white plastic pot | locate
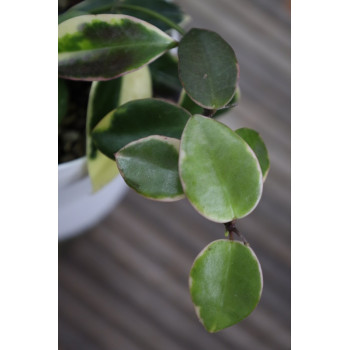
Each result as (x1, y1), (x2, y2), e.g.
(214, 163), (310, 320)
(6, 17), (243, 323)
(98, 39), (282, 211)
(58, 156), (128, 241)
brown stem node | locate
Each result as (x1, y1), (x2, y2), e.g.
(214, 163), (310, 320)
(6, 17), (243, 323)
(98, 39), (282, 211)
(223, 220), (249, 244)
(203, 108), (217, 118)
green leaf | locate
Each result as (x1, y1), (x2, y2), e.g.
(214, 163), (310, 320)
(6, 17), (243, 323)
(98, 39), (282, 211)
(190, 239), (263, 333)
(149, 52), (182, 98)
(63, 0), (189, 32)
(86, 65), (152, 192)
(117, 64), (153, 106)
(58, 14), (177, 81)
(116, 136), (184, 201)
(178, 28), (239, 109)
(179, 115), (262, 222)
(213, 86), (241, 118)
(229, 85), (241, 106)
(58, 10), (88, 24)
(58, 78), (69, 124)
(179, 86), (241, 118)
(235, 127), (270, 181)
(178, 89), (204, 115)
(113, 0), (189, 32)
(92, 98), (191, 159)
(63, 0), (116, 14)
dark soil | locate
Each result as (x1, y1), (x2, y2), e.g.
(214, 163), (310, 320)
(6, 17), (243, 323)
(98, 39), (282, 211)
(58, 80), (91, 164)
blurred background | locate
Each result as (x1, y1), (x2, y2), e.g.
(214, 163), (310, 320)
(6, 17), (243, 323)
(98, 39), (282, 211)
(58, 0), (291, 349)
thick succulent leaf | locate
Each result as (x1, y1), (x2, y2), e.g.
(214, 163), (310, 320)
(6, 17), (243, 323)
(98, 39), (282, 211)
(87, 66), (152, 192)
(149, 52), (182, 98)
(178, 28), (239, 109)
(116, 136), (184, 201)
(64, 0), (189, 31)
(190, 240), (263, 333)
(58, 14), (177, 81)
(92, 98), (191, 159)
(179, 115), (262, 222)
(58, 78), (69, 124)
(235, 127), (270, 181)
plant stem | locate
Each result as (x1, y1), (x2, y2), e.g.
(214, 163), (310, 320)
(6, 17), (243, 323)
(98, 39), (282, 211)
(234, 226), (249, 246)
(224, 220), (249, 245)
(224, 221), (235, 241)
(203, 108), (217, 118)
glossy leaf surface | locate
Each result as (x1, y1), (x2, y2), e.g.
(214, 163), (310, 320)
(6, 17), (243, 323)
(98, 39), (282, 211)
(235, 127), (270, 181)
(178, 28), (239, 109)
(58, 14), (176, 80)
(190, 240), (263, 333)
(92, 98), (190, 159)
(116, 136), (184, 200)
(87, 66), (152, 192)
(179, 115), (262, 222)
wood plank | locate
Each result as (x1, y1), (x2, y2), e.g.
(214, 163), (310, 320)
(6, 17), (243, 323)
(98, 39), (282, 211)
(60, 259), (185, 350)
(58, 317), (100, 350)
(59, 286), (140, 350)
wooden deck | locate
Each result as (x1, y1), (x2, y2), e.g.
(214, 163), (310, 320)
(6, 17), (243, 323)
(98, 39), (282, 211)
(59, 0), (291, 349)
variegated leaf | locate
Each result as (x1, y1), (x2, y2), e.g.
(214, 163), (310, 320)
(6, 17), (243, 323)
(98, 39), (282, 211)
(86, 66), (152, 192)
(92, 98), (191, 160)
(179, 115), (263, 222)
(116, 136), (184, 201)
(178, 28), (239, 109)
(190, 240), (263, 332)
(58, 14), (177, 80)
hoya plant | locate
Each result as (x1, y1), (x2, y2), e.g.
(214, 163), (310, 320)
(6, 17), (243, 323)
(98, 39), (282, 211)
(58, 0), (270, 333)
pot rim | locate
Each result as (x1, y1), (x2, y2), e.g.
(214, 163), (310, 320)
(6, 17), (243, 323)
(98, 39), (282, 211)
(58, 155), (86, 171)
